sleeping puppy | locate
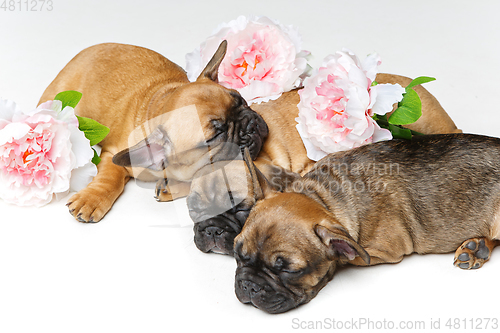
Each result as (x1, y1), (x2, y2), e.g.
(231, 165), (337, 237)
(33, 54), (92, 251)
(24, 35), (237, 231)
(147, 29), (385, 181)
(188, 89), (313, 254)
(188, 159), (296, 255)
(187, 75), (461, 254)
(38, 41), (268, 222)
(234, 135), (500, 313)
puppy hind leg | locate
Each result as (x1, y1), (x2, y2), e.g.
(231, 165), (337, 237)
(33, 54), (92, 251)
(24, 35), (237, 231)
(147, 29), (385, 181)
(67, 151), (130, 222)
(453, 238), (499, 270)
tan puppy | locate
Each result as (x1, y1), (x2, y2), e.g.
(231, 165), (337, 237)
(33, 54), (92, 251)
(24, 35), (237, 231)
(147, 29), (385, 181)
(38, 41), (268, 222)
(188, 76), (461, 254)
(234, 135), (500, 313)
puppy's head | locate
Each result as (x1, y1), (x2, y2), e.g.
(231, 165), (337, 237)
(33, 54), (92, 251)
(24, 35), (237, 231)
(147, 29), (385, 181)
(233, 152), (370, 314)
(187, 153), (302, 256)
(112, 41), (268, 180)
(187, 159), (255, 255)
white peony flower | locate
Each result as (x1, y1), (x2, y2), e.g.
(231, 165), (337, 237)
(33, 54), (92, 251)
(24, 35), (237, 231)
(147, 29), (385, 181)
(186, 15), (312, 104)
(296, 49), (405, 161)
(0, 99), (97, 206)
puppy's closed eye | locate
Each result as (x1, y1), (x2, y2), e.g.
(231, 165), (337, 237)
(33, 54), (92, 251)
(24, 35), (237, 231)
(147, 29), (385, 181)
(273, 257), (307, 277)
(207, 119), (228, 143)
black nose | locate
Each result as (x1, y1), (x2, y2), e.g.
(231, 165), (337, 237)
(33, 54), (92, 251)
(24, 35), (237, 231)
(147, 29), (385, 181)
(240, 280), (262, 299)
(205, 226), (225, 237)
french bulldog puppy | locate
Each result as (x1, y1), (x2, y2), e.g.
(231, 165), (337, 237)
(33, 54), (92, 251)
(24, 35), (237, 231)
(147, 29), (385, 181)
(188, 160), (297, 255)
(233, 135), (500, 314)
(188, 89), (312, 254)
(39, 41), (268, 222)
(187, 75), (461, 254)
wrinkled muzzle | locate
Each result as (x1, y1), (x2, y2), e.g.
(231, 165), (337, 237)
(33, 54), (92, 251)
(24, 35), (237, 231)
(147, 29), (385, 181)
(234, 266), (305, 314)
(193, 217), (242, 255)
(234, 107), (268, 160)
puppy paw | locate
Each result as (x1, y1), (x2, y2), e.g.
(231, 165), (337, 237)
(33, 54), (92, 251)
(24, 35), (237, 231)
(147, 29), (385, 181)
(453, 238), (495, 270)
(67, 188), (114, 223)
(154, 179), (173, 202)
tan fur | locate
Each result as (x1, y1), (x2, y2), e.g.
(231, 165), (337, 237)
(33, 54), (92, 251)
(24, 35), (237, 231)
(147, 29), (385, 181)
(490, 203), (500, 240)
(189, 72), (461, 255)
(251, 90), (314, 175)
(233, 134), (500, 313)
(39, 42), (253, 222)
(40, 42), (461, 223)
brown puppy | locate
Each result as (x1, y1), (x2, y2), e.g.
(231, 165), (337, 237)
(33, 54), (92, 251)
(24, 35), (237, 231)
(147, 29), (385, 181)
(38, 41), (268, 222)
(234, 135), (500, 314)
(187, 76), (461, 254)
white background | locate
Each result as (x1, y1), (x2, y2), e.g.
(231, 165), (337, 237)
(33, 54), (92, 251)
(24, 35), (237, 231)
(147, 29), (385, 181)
(1, 1), (499, 332)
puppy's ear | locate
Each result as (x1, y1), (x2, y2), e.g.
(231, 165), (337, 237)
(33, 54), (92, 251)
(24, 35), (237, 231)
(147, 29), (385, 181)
(112, 126), (172, 171)
(197, 40), (227, 82)
(314, 224), (370, 265)
(242, 147), (274, 201)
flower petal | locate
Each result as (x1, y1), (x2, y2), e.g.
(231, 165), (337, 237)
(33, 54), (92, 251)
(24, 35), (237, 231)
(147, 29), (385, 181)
(295, 123), (328, 161)
(70, 161), (97, 192)
(361, 53), (382, 83)
(0, 122), (31, 145)
(68, 125), (93, 169)
(57, 106), (79, 127)
(371, 120), (393, 142)
(370, 83), (405, 116)
(0, 99), (21, 123)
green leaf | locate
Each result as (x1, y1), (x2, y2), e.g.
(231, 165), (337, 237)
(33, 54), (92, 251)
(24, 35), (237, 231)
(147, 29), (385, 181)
(54, 90), (82, 109)
(374, 113), (417, 140)
(410, 129), (424, 136)
(406, 76), (436, 90)
(91, 148), (101, 165)
(54, 91), (107, 166)
(386, 76), (435, 125)
(388, 89), (422, 125)
(76, 115), (110, 146)
(388, 124), (413, 140)
(374, 113), (389, 128)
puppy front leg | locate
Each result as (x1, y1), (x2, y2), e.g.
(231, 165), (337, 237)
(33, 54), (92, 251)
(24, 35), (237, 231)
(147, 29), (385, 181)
(155, 179), (191, 202)
(67, 151), (129, 222)
(348, 248), (404, 267)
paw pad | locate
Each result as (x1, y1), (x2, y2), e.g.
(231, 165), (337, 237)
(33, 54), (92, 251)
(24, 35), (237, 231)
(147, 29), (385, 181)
(454, 238), (492, 270)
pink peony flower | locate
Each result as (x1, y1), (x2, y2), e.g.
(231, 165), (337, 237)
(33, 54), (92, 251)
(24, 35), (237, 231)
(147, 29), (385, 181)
(0, 99), (97, 207)
(186, 15), (311, 104)
(296, 49), (406, 161)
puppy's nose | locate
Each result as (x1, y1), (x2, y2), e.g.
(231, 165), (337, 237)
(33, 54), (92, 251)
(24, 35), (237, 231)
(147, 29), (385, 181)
(205, 226), (225, 237)
(240, 280), (262, 298)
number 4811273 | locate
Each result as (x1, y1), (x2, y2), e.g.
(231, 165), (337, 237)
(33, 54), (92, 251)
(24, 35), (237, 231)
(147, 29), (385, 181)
(1, 0), (54, 11)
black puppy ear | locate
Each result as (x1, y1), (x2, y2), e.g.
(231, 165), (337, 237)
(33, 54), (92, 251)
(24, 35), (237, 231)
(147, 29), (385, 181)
(314, 224), (370, 265)
(242, 147), (274, 201)
(112, 126), (172, 171)
(197, 40), (227, 82)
